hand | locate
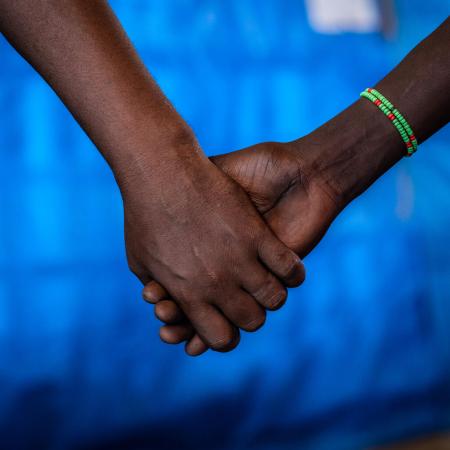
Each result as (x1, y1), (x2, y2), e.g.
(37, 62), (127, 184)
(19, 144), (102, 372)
(145, 94), (410, 356)
(124, 134), (305, 353)
(143, 139), (340, 355)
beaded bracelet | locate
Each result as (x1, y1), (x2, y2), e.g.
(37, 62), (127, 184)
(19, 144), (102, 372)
(360, 88), (418, 156)
(366, 88), (418, 151)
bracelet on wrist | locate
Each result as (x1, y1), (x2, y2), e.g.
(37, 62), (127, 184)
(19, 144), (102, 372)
(360, 88), (418, 157)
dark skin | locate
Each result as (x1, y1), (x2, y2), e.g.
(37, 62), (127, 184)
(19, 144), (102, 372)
(0, 2), (448, 355)
(145, 18), (450, 355)
(0, 0), (306, 352)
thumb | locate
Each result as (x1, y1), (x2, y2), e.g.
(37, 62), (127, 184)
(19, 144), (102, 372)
(265, 181), (338, 258)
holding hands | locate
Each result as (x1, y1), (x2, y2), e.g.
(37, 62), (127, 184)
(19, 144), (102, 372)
(123, 134), (306, 353)
(143, 97), (398, 355)
(0, 1), (447, 356)
(143, 138), (340, 355)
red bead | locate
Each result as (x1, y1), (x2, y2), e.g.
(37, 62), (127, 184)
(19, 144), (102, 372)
(374, 99), (381, 106)
(388, 113), (395, 120)
(410, 135), (416, 141)
(406, 142), (412, 148)
(368, 88), (373, 93)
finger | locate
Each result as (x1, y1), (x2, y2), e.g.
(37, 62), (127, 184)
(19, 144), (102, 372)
(154, 300), (186, 324)
(258, 231), (306, 287)
(218, 290), (266, 332)
(142, 280), (170, 304)
(160, 325), (210, 357)
(159, 324), (195, 344)
(185, 303), (240, 353)
(243, 265), (288, 311)
(185, 334), (209, 356)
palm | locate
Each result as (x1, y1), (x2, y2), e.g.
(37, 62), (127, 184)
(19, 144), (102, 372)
(145, 141), (340, 355)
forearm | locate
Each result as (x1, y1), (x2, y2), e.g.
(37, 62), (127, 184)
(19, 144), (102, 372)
(293, 18), (450, 206)
(0, 0), (202, 187)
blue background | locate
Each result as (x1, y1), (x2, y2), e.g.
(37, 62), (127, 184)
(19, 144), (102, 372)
(0, 1), (449, 449)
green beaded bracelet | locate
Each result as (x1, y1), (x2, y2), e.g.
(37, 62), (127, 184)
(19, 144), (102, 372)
(361, 88), (418, 155)
(360, 90), (411, 154)
(366, 88), (418, 151)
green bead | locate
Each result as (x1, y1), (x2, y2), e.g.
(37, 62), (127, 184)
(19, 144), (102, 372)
(360, 88), (418, 156)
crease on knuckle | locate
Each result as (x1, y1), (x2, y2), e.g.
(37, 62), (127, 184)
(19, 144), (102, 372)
(280, 257), (303, 283)
(253, 278), (285, 309)
(252, 278), (273, 298)
(241, 314), (266, 332)
(265, 289), (287, 311)
(210, 335), (234, 351)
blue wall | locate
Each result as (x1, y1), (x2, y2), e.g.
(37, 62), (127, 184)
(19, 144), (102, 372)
(0, 1), (449, 449)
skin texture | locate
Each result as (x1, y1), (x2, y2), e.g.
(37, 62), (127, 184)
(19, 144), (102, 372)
(123, 150), (307, 352)
(144, 139), (338, 355)
(147, 17), (450, 355)
(0, 0), (306, 351)
(0, 2), (447, 354)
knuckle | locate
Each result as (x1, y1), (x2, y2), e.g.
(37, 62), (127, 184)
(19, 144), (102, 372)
(280, 256), (304, 285)
(209, 331), (238, 352)
(210, 336), (234, 352)
(278, 254), (296, 276)
(265, 289), (287, 311)
(253, 277), (287, 310)
(241, 312), (266, 332)
(252, 277), (273, 297)
(193, 271), (225, 296)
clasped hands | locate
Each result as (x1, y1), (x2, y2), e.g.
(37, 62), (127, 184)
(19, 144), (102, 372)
(1, 0), (445, 359)
(125, 128), (343, 356)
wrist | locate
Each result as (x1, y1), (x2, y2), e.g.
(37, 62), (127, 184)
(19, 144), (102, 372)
(288, 98), (405, 209)
(109, 120), (207, 195)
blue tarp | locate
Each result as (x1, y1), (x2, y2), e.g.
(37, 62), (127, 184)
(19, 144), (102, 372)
(0, 1), (448, 449)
